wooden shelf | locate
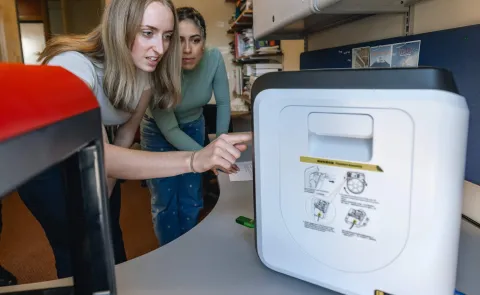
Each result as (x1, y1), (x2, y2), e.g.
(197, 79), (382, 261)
(226, 4), (278, 117)
(240, 94), (251, 105)
(229, 9), (253, 32)
(233, 53), (283, 63)
(237, 53), (283, 59)
(231, 111), (251, 118)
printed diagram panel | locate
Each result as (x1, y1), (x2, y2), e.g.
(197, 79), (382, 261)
(345, 208), (370, 229)
(304, 166), (369, 196)
(344, 171), (368, 195)
(306, 196), (336, 224)
(312, 198), (329, 220)
(304, 166), (336, 192)
(302, 162), (378, 243)
(304, 166), (344, 225)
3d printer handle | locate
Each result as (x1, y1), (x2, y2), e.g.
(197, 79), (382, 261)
(308, 112), (373, 139)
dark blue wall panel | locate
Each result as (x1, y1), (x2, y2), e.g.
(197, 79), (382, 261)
(300, 25), (480, 185)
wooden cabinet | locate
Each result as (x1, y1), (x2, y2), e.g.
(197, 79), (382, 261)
(16, 0), (50, 43)
(0, 0), (22, 62)
(17, 0), (45, 21)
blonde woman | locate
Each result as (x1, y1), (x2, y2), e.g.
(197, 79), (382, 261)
(17, 0), (250, 279)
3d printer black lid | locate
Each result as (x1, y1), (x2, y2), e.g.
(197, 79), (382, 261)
(251, 67), (459, 103)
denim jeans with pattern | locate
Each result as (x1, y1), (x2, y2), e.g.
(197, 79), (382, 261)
(140, 115), (205, 246)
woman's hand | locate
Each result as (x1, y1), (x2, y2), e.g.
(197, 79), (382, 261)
(192, 132), (252, 174)
(211, 164), (240, 175)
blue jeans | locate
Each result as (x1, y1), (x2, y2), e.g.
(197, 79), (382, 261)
(16, 161), (126, 279)
(140, 115), (205, 246)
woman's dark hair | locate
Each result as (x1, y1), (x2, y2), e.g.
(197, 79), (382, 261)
(177, 7), (207, 39)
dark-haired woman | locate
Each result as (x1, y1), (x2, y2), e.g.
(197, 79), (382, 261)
(140, 7), (233, 246)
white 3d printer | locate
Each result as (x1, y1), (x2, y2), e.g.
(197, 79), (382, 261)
(251, 68), (469, 295)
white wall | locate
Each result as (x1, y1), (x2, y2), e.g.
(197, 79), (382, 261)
(282, 40), (304, 71)
(307, 0), (480, 223)
(65, 0), (102, 34)
(19, 23), (46, 64)
(47, 0), (65, 35)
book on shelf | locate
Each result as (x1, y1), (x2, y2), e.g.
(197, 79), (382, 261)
(234, 0), (253, 19)
(231, 29), (281, 59)
(227, 0), (284, 112)
(243, 63), (283, 76)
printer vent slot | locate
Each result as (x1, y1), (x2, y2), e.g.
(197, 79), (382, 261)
(308, 112), (373, 163)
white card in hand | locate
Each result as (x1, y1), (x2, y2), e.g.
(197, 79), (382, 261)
(229, 161), (253, 182)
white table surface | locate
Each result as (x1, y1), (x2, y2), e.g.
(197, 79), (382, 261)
(112, 169), (480, 295)
(0, 148), (478, 295)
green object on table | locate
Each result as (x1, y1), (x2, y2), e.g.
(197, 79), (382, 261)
(236, 216), (255, 228)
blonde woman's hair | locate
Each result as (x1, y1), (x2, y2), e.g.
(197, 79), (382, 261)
(37, 0), (182, 112)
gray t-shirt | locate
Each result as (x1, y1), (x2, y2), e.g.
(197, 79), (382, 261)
(47, 51), (150, 126)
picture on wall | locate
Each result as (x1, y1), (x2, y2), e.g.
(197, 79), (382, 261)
(391, 40), (421, 67)
(369, 45), (393, 68)
(352, 47), (370, 68)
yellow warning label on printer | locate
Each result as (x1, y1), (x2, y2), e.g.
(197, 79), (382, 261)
(300, 156), (384, 172)
(374, 290), (394, 295)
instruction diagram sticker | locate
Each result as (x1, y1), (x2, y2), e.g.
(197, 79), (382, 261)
(345, 208), (369, 230)
(300, 155), (384, 242)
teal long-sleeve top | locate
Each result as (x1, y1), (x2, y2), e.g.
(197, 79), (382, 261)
(146, 47), (231, 151)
